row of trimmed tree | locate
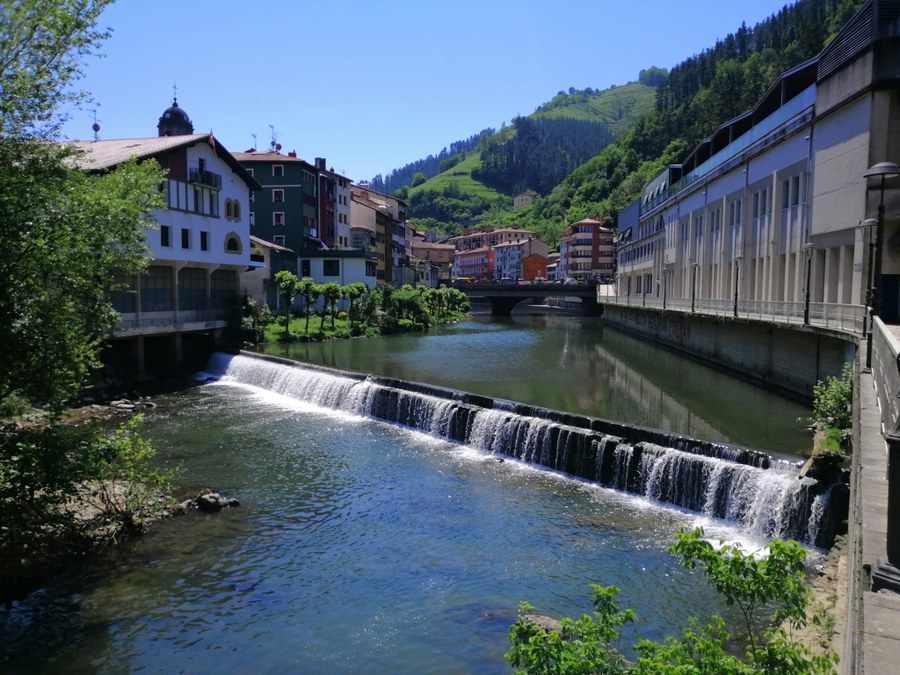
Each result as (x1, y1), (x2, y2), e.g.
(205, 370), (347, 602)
(272, 271), (471, 341)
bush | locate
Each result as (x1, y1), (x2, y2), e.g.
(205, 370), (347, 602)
(506, 528), (836, 674)
(810, 363), (853, 433)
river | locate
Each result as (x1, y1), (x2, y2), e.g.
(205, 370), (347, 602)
(260, 314), (811, 457)
(1, 314), (815, 672)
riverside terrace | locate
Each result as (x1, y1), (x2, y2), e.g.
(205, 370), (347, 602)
(595, 285), (900, 673)
(451, 280), (601, 316)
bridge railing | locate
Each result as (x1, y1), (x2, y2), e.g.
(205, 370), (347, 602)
(600, 293), (866, 334)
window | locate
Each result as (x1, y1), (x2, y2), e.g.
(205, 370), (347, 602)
(200, 231), (208, 251)
(273, 189), (284, 203)
(209, 192), (218, 217)
(301, 259), (311, 277)
(193, 187), (201, 213)
(225, 236), (240, 252)
(273, 235), (286, 247)
(233, 201), (241, 220)
(273, 165), (283, 177)
(181, 228), (190, 249)
(246, 168), (254, 177)
(160, 225), (171, 247)
(225, 200), (233, 219)
(274, 212), (284, 226)
(178, 267), (206, 311)
(249, 212), (255, 227)
(142, 265), (174, 311)
(323, 260), (340, 276)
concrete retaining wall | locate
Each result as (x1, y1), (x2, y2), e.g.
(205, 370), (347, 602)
(602, 306), (857, 400)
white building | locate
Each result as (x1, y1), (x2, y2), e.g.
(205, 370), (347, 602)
(70, 100), (260, 372)
(617, 1), (900, 321)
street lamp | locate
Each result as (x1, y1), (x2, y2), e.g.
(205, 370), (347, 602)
(860, 218), (878, 340)
(803, 242), (816, 325)
(863, 161), (900, 369)
(733, 255), (743, 318)
(691, 262), (700, 313)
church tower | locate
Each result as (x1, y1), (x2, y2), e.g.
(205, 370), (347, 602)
(157, 97), (194, 136)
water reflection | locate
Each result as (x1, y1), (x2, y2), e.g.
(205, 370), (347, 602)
(262, 314), (810, 455)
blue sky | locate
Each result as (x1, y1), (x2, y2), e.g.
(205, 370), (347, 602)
(62, 0), (794, 182)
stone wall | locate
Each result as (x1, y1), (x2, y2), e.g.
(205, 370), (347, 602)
(601, 305), (856, 400)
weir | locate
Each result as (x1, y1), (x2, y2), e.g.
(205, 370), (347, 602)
(207, 351), (847, 548)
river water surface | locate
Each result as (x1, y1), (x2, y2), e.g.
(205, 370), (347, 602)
(1, 315), (813, 672)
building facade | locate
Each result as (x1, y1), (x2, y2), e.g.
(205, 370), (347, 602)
(233, 150), (319, 254)
(71, 102), (260, 372)
(616, 0), (900, 320)
(493, 237), (550, 280)
(559, 218), (615, 281)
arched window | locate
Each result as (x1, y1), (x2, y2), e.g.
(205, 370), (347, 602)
(224, 199), (233, 219)
(233, 201), (241, 220)
(225, 233), (242, 253)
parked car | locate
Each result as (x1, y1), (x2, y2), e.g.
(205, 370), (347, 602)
(499, 277), (514, 284)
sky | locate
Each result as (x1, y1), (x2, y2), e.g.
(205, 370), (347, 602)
(61, 0), (795, 183)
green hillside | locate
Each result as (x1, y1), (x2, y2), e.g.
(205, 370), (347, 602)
(403, 82), (656, 232)
(408, 152), (500, 200)
(532, 82), (657, 135)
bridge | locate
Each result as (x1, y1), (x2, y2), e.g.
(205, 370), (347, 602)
(452, 281), (601, 316)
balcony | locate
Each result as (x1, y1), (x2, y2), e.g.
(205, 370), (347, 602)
(189, 168), (222, 189)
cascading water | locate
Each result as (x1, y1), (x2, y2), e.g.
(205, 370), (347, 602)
(206, 352), (846, 548)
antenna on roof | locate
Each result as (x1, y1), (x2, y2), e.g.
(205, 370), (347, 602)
(269, 124), (278, 151)
(172, 80), (178, 105)
(88, 108), (101, 140)
(251, 133), (257, 151)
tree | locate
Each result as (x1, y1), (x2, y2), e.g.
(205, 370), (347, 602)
(296, 277), (322, 336)
(411, 171), (427, 187)
(343, 282), (367, 329)
(1, 0), (114, 139)
(274, 270), (298, 340)
(506, 528), (836, 674)
(321, 282), (342, 329)
(0, 0), (167, 411)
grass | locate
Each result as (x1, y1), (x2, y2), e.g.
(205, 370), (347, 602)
(408, 152), (505, 200)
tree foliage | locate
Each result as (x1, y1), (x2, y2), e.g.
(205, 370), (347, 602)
(0, 0), (114, 139)
(0, 144), (163, 409)
(507, 528), (836, 674)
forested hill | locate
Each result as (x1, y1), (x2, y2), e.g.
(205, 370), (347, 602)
(475, 0), (865, 249)
(368, 79), (656, 201)
(368, 129), (494, 196)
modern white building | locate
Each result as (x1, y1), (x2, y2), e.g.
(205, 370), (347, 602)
(616, 1), (900, 322)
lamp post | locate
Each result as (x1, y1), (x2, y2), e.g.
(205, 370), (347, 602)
(861, 218), (878, 341)
(863, 162), (900, 369)
(663, 268), (668, 310)
(691, 262), (700, 313)
(733, 255), (742, 318)
(803, 242), (815, 325)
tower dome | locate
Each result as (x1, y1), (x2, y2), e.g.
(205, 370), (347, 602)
(157, 97), (194, 136)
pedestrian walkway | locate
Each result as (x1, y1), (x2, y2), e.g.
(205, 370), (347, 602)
(847, 355), (900, 673)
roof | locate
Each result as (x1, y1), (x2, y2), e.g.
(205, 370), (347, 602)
(231, 150), (315, 171)
(250, 235), (295, 254)
(455, 245), (492, 256)
(68, 135), (262, 190)
(412, 241), (455, 250)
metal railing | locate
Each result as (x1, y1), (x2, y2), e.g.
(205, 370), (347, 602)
(116, 309), (229, 330)
(599, 292), (866, 334)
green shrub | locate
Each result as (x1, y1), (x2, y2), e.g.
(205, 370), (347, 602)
(811, 363), (853, 432)
(506, 528), (836, 674)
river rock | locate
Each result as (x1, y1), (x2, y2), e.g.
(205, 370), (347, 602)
(194, 490), (240, 512)
(799, 451), (845, 484)
(521, 613), (563, 634)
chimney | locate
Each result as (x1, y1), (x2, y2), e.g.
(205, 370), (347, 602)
(315, 157), (326, 170)
(288, 151), (297, 158)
